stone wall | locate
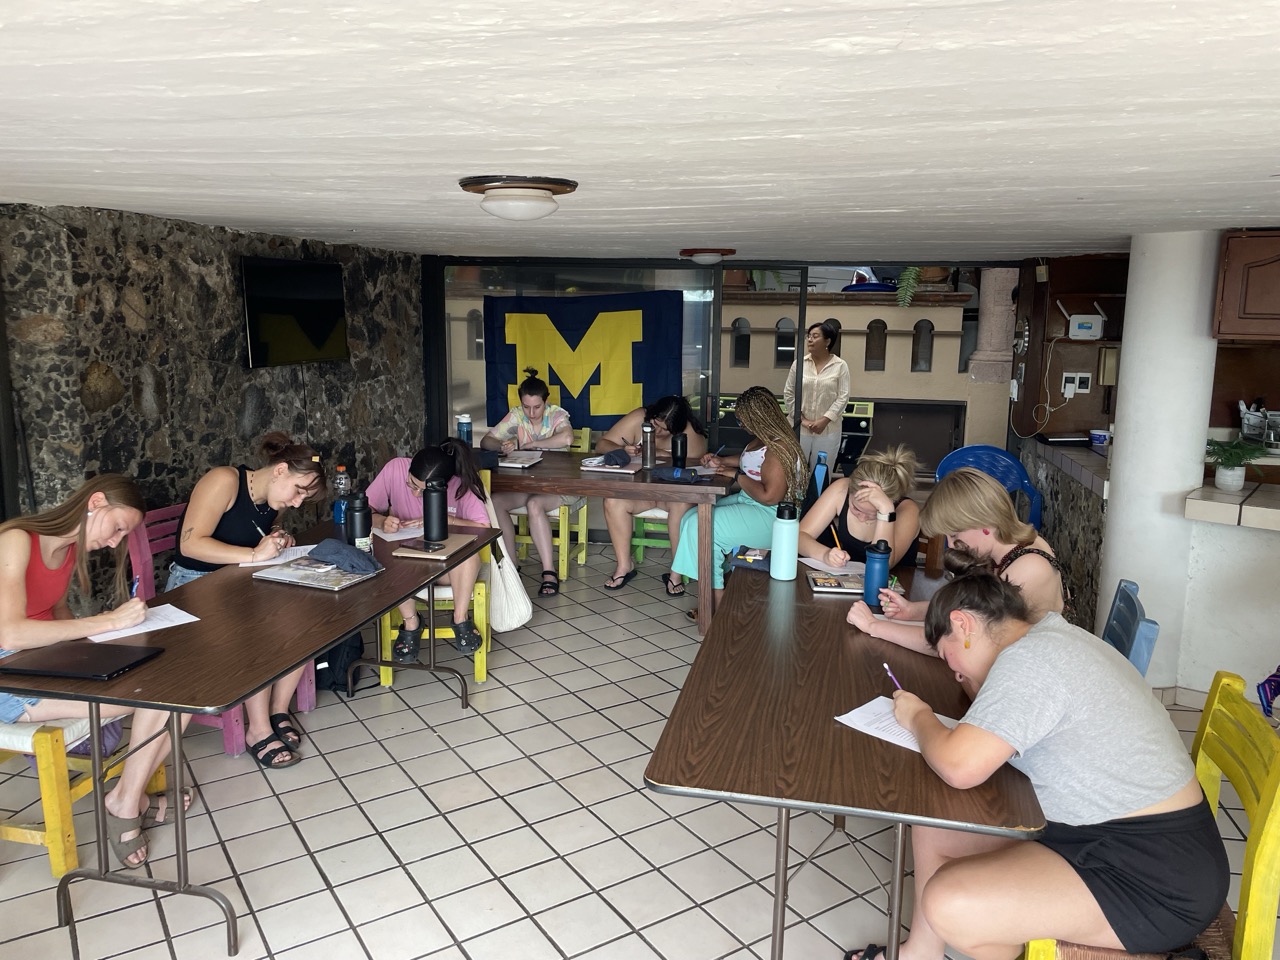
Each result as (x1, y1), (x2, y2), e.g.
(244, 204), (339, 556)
(1018, 441), (1106, 629)
(1, 203), (424, 599)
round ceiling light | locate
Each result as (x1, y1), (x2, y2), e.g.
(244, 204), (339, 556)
(459, 176), (579, 221)
(679, 248), (737, 265)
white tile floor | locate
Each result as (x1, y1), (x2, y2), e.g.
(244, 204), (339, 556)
(0, 545), (1270, 960)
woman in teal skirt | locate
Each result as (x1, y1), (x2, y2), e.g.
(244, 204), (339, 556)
(671, 385), (806, 621)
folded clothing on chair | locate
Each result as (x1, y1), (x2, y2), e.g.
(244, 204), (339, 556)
(309, 538), (383, 574)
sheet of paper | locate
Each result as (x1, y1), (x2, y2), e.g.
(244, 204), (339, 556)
(801, 556), (867, 576)
(238, 544), (317, 567)
(835, 696), (958, 753)
(372, 524), (424, 541)
(693, 465), (721, 476)
(872, 613), (925, 626)
(88, 604), (200, 642)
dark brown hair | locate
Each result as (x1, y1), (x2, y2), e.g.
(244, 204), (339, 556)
(259, 431), (327, 502)
(517, 367), (550, 402)
(923, 572), (1031, 648)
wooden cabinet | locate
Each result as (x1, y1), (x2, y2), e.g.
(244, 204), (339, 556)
(1215, 230), (1280, 340)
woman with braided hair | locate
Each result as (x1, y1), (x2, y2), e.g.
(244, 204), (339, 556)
(671, 385), (806, 621)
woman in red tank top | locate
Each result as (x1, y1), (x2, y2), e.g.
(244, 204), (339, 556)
(0, 474), (190, 869)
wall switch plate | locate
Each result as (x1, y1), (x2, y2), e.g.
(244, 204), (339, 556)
(1075, 372), (1092, 393)
(1035, 264), (1049, 283)
(1010, 379), (1019, 401)
(1061, 372), (1077, 394)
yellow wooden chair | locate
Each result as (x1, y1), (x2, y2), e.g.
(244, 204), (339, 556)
(378, 470), (494, 685)
(631, 507), (670, 563)
(512, 426), (591, 581)
(1026, 670), (1279, 960)
(0, 718), (166, 877)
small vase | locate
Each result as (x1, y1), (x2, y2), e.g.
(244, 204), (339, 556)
(1214, 465), (1245, 492)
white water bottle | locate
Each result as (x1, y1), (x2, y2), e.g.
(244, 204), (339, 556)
(770, 501), (799, 581)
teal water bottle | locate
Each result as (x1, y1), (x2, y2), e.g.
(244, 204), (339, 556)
(770, 501), (799, 581)
(864, 539), (892, 612)
(814, 451), (829, 498)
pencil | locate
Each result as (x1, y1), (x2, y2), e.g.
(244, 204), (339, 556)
(829, 522), (843, 551)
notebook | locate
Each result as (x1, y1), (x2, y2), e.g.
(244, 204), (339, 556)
(497, 451), (543, 468)
(391, 533), (477, 560)
(580, 455), (643, 474)
(0, 642), (164, 681)
(806, 570), (865, 595)
(252, 555), (381, 591)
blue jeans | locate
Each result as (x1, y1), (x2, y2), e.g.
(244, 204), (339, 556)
(165, 563), (211, 592)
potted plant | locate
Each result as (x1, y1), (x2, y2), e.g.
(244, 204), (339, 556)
(1205, 438), (1267, 492)
(895, 266), (953, 307)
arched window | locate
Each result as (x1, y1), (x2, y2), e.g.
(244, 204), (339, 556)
(825, 318), (843, 356)
(911, 319), (934, 372)
(731, 317), (751, 368)
(864, 319), (887, 372)
(467, 309), (484, 360)
(774, 317), (796, 368)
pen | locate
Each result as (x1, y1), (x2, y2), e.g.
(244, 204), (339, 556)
(252, 520), (268, 538)
(883, 662), (903, 691)
(129, 577), (140, 599)
(714, 444), (726, 456)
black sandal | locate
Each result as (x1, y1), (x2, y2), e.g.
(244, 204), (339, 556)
(843, 944), (887, 960)
(538, 570), (560, 597)
(249, 735), (301, 770)
(662, 573), (686, 597)
(269, 712), (302, 750)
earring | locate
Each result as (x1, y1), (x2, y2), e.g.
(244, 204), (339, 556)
(87, 511), (94, 517)
(964, 635), (972, 649)
(982, 528), (990, 536)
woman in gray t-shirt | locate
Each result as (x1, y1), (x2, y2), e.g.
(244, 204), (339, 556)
(842, 574), (1227, 960)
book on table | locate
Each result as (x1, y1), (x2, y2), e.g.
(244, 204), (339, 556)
(728, 545), (770, 570)
(251, 555), (381, 591)
(496, 451), (543, 468)
(806, 570), (865, 594)
(580, 455), (643, 474)
(391, 533), (477, 560)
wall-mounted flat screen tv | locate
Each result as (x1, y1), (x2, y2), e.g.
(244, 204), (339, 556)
(241, 257), (349, 368)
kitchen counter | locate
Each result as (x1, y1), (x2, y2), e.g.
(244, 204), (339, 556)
(1031, 442), (1111, 500)
(1184, 481), (1280, 531)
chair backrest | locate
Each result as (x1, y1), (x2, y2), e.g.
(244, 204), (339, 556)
(126, 503), (187, 601)
(568, 426), (592, 452)
(935, 444), (1043, 530)
(1101, 579), (1158, 676)
(1190, 671), (1280, 960)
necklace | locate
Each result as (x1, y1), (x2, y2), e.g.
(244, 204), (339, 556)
(247, 470), (273, 514)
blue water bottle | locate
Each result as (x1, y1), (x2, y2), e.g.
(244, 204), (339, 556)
(813, 451), (829, 498)
(864, 539), (892, 612)
(456, 414), (473, 446)
(770, 501), (799, 581)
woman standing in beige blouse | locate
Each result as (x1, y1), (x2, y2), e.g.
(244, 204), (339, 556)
(783, 320), (851, 474)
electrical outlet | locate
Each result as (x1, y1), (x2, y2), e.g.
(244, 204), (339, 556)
(1061, 372), (1077, 394)
(1075, 372), (1092, 394)
(1010, 379), (1019, 401)
(1035, 264), (1049, 283)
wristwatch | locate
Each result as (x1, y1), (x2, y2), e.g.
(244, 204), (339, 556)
(876, 510), (897, 522)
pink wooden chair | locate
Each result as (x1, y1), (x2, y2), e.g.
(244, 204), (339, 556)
(128, 503), (316, 756)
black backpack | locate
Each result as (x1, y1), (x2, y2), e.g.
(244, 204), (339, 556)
(315, 633), (374, 697)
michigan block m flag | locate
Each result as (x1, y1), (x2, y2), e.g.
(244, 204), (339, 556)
(483, 291), (684, 431)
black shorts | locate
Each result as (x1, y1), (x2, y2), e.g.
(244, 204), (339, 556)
(1038, 799), (1228, 953)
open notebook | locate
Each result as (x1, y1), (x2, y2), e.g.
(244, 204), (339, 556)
(497, 451), (543, 468)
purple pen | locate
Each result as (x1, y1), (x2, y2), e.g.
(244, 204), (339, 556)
(883, 662), (903, 691)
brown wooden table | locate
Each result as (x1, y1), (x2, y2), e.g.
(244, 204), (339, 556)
(0, 526), (496, 957)
(644, 566), (1044, 960)
(488, 451), (735, 630)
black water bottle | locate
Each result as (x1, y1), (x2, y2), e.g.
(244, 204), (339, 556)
(671, 432), (688, 469)
(346, 491), (373, 553)
(422, 480), (449, 543)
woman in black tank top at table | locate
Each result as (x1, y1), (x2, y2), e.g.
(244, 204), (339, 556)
(799, 444), (922, 569)
(848, 465), (1066, 657)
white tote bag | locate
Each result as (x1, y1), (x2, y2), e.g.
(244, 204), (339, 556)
(483, 497), (533, 633)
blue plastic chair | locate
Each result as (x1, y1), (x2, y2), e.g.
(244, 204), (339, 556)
(935, 444), (1043, 530)
(1100, 579), (1158, 676)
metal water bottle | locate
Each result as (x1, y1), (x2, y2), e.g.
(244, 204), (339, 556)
(864, 539), (892, 612)
(422, 480), (450, 543)
(641, 421), (656, 468)
(770, 501), (799, 581)
(332, 464), (352, 533)
(346, 490), (373, 553)
(456, 414), (473, 446)
(671, 432), (688, 469)
(813, 451), (829, 498)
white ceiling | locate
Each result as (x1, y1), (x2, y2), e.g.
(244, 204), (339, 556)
(4, 0), (1280, 263)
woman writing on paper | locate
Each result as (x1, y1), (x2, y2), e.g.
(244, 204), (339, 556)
(481, 367), (574, 597)
(0, 475), (191, 868)
(841, 573), (1226, 960)
(798, 445), (921, 569)
(671, 386), (806, 620)
(848, 466), (1065, 656)
(168, 432), (326, 770)
(366, 440), (489, 661)
(783, 320), (850, 480)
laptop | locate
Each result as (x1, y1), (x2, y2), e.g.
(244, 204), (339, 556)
(0, 642), (164, 681)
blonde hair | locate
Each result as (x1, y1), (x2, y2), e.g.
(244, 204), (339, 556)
(920, 467), (1035, 546)
(0, 474), (145, 602)
(734, 386), (806, 502)
(850, 444), (919, 502)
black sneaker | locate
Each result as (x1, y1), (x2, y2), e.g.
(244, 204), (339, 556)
(392, 623), (423, 664)
(450, 618), (483, 654)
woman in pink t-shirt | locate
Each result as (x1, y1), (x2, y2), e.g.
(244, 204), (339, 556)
(366, 440), (489, 660)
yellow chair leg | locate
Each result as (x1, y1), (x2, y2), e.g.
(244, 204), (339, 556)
(472, 585), (489, 683)
(34, 726), (77, 877)
(1025, 940), (1056, 960)
(556, 505), (570, 582)
(379, 610), (397, 687)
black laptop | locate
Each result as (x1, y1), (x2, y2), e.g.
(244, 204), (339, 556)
(0, 643), (163, 681)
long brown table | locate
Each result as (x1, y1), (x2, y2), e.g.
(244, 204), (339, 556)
(0, 526), (496, 957)
(488, 451), (735, 630)
(644, 566), (1045, 960)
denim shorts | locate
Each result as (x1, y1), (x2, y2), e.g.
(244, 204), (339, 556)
(0, 691), (42, 724)
(165, 563), (211, 592)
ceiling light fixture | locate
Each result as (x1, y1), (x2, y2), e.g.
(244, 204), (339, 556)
(679, 248), (736, 266)
(459, 175), (578, 221)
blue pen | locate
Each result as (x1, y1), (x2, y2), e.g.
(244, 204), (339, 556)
(129, 577), (140, 599)
(715, 444), (726, 456)
(883, 662), (903, 691)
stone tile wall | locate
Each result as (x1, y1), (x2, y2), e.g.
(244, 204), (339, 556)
(1, 203), (424, 605)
